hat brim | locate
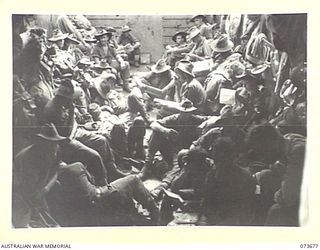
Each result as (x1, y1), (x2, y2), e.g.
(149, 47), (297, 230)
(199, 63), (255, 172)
(66, 36), (80, 44)
(190, 15), (206, 22)
(48, 33), (69, 42)
(36, 133), (67, 142)
(84, 38), (97, 43)
(107, 27), (116, 33)
(175, 66), (195, 78)
(77, 60), (93, 66)
(212, 40), (234, 53)
(177, 106), (197, 112)
(92, 64), (113, 70)
(94, 32), (111, 38)
(151, 65), (171, 74)
(172, 32), (188, 42)
(122, 28), (132, 33)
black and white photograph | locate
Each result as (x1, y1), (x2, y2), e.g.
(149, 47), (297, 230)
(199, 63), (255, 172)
(11, 13), (307, 229)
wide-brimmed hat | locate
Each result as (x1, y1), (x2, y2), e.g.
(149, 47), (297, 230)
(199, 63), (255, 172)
(55, 79), (82, 99)
(36, 123), (67, 142)
(48, 29), (69, 42)
(176, 99), (197, 112)
(60, 73), (73, 79)
(235, 68), (263, 84)
(121, 25), (132, 33)
(92, 60), (113, 70)
(172, 31), (188, 42)
(106, 26), (116, 33)
(84, 35), (97, 43)
(65, 34), (80, 44)
(151, 59), (171, 74)
(174, 60), (195, 77)
(211, 34), (234, 52)
(187, 28), (201, 40)
(190, 15), (206, 22)
(94, 74), (116, 99)
(76, 56), (93, 66)
(94, 29), (111, 38)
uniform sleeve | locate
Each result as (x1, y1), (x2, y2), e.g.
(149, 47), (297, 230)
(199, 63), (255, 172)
(129, 33), (139, 44)
(203, 39), (213, 58)
(183, 82), (205, 107)
(92, 45), (101, 59)
(193, 128), (222, 151)
(157, 114), (179, 126)
(59, 163), (98, 202)
(280, 140), (305, 206)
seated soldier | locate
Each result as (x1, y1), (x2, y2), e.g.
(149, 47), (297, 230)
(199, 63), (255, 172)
(17, 37), (55, 123)
(92, 29), (131, 92)
(174, 60), (206, 111)
(210, 34), (234, 66)
(149, 146), (214, 226)
(133, 59), (177, 101)
(269, 64), (306, 136)
(165, 31), (193, 68)
(73, 57), (95, 116)
(150, 146), (213, 201)
(12, 123), (66, 228)
(87, 103), (146, 162)
(49, 163), (159, 226)
(189, 15), (213, 40)
(43, 79), (130, 183)
(83, 34), (97, 58)
(141, 99), (209, 178)
(92, 74), (150, 124)
(117, 25), (141, 67)
(235, 70), (269, 124)
(200, 137), (256, 226)
(184, 28), (212, 62)
(245, 124), (306, 226)
(63, 34), (84, 66)
(204, 60), (245, 115)
(48, 29), (75, 75)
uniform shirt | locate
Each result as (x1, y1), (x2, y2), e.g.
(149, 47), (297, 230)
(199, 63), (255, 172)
(157, 113), (208, 149)
(202, 165), (256, 225)
(92, 42), (117, 64)
(12, 144), (60, 227)
(191, 38), (213, 60)
(43, 96), (75, 138)
(178, 78), (206, 108)
(199, 23), (213, 39)
(13, 144), (59, 204)
(117, 32), (139, 46)
(280, 133), (306, 207)
(141, 70), (176, 89)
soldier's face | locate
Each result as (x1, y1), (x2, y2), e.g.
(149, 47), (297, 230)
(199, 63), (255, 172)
(56, 39), (64, 49)
(175, 35), (185, 45)
(99, 35), (108, 45)
(193, 18), (202, 27)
